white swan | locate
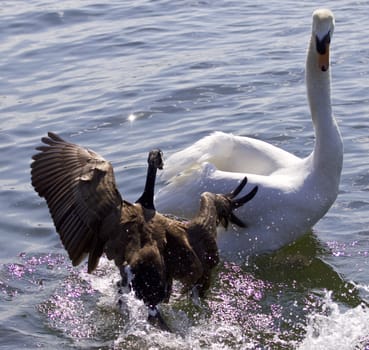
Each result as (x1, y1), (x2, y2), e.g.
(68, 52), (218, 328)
(155, 9), (343, 257)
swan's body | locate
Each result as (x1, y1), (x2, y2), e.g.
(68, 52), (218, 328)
(156, 9), (343, 257)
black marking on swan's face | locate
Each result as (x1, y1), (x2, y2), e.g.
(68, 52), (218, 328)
(315, 31), (331, 55)
(312, 9), (335, 72)
(148, 149), (164, 170)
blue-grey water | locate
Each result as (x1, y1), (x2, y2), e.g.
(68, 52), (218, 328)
(1, 1), (368, 349)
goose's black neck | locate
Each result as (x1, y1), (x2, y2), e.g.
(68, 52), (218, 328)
(136, 164), (157, 210)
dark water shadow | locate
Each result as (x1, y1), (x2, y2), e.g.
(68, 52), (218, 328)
(250, 232), (365, 308)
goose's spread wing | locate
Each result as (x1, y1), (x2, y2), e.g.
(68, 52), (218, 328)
(31, 132), (123, 272)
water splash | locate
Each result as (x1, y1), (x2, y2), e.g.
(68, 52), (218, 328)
(3, 251), (367, 349)
(35, 257), (126, 344)
(203, 261), (307, 348)
(299, 291), (369, 350)
(37, 270), (99, 339)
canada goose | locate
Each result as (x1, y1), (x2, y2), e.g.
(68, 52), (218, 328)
(31, 132), (257, 330)
(155, 9), (342, 257)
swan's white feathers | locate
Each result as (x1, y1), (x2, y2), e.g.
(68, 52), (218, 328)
(312, 9), (334, 40)
(161, 131), (301, 182)
(156, 9), (342, 257)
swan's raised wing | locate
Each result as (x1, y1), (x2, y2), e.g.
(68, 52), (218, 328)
(31, 132), (123, 272)
(159, 131), (301, 183)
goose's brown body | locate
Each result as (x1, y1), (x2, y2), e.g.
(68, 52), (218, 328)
(31, 132), (257, 323)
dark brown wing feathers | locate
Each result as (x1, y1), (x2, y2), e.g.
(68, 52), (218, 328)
(31, 132), (122, 271)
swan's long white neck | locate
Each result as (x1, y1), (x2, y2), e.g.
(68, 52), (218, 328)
(306, 35), (343, 178)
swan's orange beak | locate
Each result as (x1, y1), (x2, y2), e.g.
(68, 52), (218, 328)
(318, 44), (330, 72)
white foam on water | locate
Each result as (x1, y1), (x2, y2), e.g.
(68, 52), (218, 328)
(299, 290), (369, 350)
(77, 258), (369, 349)
(79, 256), (121, 307)
(78, 257), (254, 349)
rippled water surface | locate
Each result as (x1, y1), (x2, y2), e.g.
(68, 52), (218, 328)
(1, 1), (369, 349)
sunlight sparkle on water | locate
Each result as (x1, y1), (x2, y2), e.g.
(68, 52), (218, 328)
(209, 262), (274, 327)
(127, 113), (136, 122)
(6, 253), (66, 279)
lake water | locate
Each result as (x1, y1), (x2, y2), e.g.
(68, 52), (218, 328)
(1, 1), (369, 349)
